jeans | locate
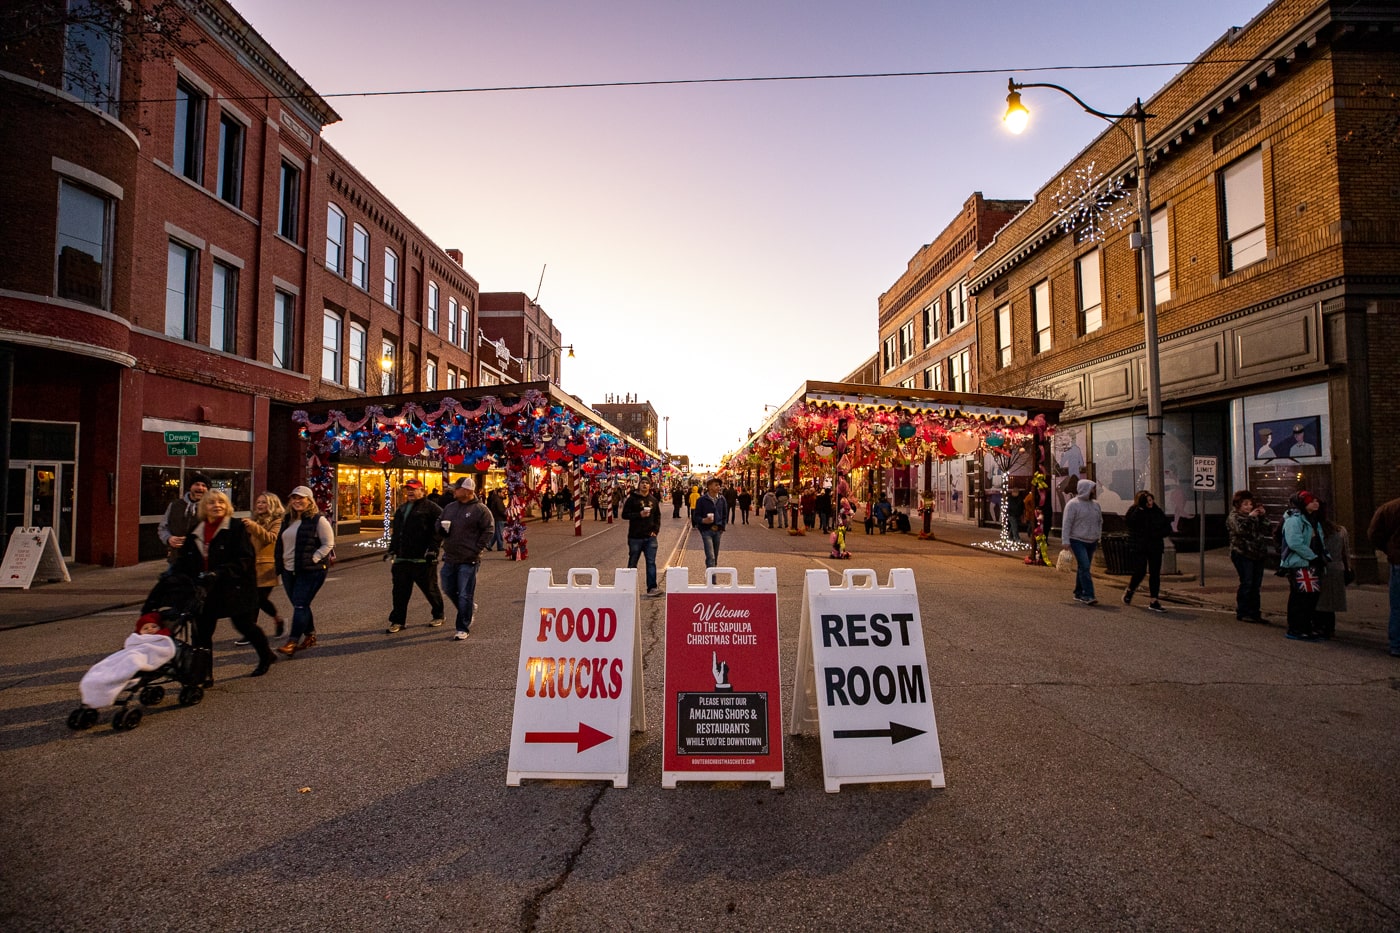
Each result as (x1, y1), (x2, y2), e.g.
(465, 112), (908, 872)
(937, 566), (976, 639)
(1069, 539), (1097, 601)
(1230, 553), (1265, 620)
(777, 504), (788, 528)
(389, 560), (444, 624)
(1389, 565), (1400, 653)
(441, 560), (480, 633)
(1007, 515), (1021, 542)
(627, 536), (658, 590)
(280, 568), (327, 640)
(490, 520), (505, 551)
(700, 529), (723, 568)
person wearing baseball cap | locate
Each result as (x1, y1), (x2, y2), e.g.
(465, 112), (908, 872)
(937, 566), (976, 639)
(385, 478), (445, 633)
(438, 474), (494, 640)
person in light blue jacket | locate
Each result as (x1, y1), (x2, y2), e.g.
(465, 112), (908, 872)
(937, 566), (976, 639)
(1061, 479), (1103, 605)
(1279, 490), (1328, 641)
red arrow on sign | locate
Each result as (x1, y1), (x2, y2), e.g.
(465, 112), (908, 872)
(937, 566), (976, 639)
(524, 723), (612, 752)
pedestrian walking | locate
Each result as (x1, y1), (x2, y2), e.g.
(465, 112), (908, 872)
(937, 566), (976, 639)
(801, 486), (816, 530)
(694, 477), (729, 568)
(1122, 490), (1172, 612)
(622, 477), (663, 598)
(723, 484), (738, 527)
(1279, 490), (1328, 641)
(175, 489), (276, 679)
(385, 479), (446, 633)
(238, 491), (286, 644)
(761, 488), (778, 528)
(1311, 503), (1352, 640)
(439, 476), (494, 641)
(1061, 479), (1103, 605)
(671, 484), (684, 519)
(486, 486), (508, 551)
(737, 487), (753, 525)
(816, 485), (833, 533)
(158, 473), (209, 574)
(1226, 489), (1271, 623)
(275, 485), (335, 656)
(775, 485), (790, 529)
(1367, 490), (1400, 658)
(687, 484), (699, 518)
(540, 485), (553, 523)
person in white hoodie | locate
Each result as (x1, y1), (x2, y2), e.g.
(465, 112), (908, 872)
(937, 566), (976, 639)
(1061, 479), (1104, 605)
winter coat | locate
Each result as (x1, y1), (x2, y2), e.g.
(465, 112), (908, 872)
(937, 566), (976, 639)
(1315, 526), (1351, 613)
(244, 518), (281, 588)
(389, 497), (444, 562)
(1279, 510), (1325, 569)
(1367, 497), (1400, 566)
(1226, 509), (1271, 561)
(1060, 480), (1103, 544)
(1125, 502), (1173, 556)
(621, 491), (661, 539)
(440, 498), (493, 564)
(175, 517), (257, 618)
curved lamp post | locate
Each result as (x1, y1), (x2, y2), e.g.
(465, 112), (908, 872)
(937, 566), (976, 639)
(1003, 77), (1165, 509)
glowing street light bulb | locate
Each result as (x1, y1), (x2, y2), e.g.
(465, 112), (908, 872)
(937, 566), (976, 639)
(1003, 86), (1030, 134)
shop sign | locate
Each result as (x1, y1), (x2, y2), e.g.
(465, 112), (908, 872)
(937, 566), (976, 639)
(506, 567), (645, 787)
(662, 567), (784, 788)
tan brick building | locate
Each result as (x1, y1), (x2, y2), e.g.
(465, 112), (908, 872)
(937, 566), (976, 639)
(968, 0), (1400, 578)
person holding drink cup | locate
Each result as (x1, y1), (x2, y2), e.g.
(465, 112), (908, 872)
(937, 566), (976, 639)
(693, 477), (730, 569)
(622, 476), (663, 597)
(438, 476), (494, 641)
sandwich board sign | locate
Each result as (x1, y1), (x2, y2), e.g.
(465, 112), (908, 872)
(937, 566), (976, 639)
(789, 568), (944, 793)
(507, 567), (645, 787)
(662, 566), (784, 789)
(0, 527), (71, 590)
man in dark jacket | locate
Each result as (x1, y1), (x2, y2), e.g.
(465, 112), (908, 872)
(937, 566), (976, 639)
(386, 479), (445, 633)
(622, 477), (663, 597)
(1367, 492), (1400, 658)
(693, 477), (729, 569)
(158, 473), (209, 572)
(485, 487), (507, 551)
(439, 476), (494, 641)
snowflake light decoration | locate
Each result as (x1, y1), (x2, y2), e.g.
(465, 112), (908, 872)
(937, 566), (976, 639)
(1050, 160), (1135, 243)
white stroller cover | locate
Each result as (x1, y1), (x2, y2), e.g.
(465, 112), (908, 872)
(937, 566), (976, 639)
(79, 634), (178, 709)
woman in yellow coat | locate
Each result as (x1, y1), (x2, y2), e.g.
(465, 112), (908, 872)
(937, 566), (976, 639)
(241, 491), (287, 641)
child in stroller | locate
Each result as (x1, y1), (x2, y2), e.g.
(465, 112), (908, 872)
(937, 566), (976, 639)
(67, 574), (211, 732)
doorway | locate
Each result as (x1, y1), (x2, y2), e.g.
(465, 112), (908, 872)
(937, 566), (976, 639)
(7, 462), (75, 560)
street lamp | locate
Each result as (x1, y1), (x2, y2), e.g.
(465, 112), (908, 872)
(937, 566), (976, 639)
(1003, 77), (1165, 509)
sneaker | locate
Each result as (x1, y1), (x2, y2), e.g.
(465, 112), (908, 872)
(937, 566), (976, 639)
(1122, 588), (1134, 605)
(453, 631), (471, 641)
(1147, 602), (1166, 613)
(234, 638), (251, 646)
(428, 618), (444, 627)
(1084, 598), (1098, 606)
(644, 588), (663, 598)
(1285, 632), (1319, 641)
(386, 623), (403, 634)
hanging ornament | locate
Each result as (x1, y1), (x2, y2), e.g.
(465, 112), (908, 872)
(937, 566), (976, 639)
(986, 434), (1005, 448)
(371, 445), (394, 464)
(950, 433), (980, 455)
(395, 433), (426, 456)
(898, 423), (916, 440)
(445, 452), (464, 466)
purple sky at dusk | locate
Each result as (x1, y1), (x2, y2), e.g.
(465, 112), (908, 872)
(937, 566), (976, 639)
(234, 0), (1272, 468)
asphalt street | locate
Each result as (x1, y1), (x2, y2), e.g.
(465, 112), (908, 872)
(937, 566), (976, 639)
(1, 513), (1397, 932)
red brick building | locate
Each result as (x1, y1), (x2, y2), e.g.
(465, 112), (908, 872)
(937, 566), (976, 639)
(0, 0), (483, 564)
(477, 292), (566, 386)
(968, 0), (1400, 577)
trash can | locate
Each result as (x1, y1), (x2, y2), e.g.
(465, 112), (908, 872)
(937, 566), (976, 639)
(1100, 533), (1133, 575)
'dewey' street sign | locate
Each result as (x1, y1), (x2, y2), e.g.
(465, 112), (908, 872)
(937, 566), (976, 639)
(790, 568), (944, 793)
(662, 567), (784, 789)
(506, 567), (644, 787)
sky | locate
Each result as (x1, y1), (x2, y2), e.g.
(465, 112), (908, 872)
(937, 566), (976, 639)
(233, 0), (1272, 469)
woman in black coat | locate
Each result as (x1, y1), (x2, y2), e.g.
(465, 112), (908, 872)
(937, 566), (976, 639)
(176, 489), (277, 680)
(1123, 490), (1173, 613)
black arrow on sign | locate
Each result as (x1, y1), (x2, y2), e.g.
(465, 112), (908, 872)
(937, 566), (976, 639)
(832, 721), (926, 744)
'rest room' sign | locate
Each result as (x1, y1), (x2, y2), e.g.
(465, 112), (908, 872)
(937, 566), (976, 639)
(507, 567), (644, 788)
(663, 567), (784, 788)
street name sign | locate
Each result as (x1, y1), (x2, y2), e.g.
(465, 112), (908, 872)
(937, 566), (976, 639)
(163, 431), (200, 444)
(789, 568), (944, 793)
(166, 443), (198, 457)
(662, 566), (784, 789)
(506, 567), (644, 787)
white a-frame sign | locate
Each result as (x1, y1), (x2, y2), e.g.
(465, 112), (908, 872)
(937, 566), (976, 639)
(507, 568), (646, 788)
(789, 568), (945, 793)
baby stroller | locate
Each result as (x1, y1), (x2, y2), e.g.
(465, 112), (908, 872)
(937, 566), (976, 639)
(67, 573), (211, 732)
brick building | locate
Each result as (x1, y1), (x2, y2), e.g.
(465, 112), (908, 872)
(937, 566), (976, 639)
(0, 0), (483, 565)
(875, 193), (1028, 519)
(477, 292), (566, 387)
(968, 0), (1400, 578)
(592, 396), (660, 450)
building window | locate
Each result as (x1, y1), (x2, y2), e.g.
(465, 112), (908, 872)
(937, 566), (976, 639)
(446, 370), (457, 390)
(322, 311), (342, 383)
(216, 113), (243, 207)
(899, 376), (917, 390)
(62, 0), (120, 115)
(380, 339), (395, 393)
(882, 334), (898, 373)
(278, 162), (300, 240)
(55, 179), (111, 309)
(949, 349), (970, 393)
(165, 240), (197, 340)
(1221, 150), (1265, 272)
(172, 78), (206, 183)
(427, 282), (439, 332)
(351, 224), (369, 289)
(899, 320), (915, 362)
(383, 248), (399, 308)
(1150, 207), (1170, 305)
(326, 204), (346, 274)
(1032, 279), (1052, 353)
(923, 299), (940, 347)
(948, 281), (968, 330)
(925, 363), (943, 391)
(425, 359), (437, 390)
(996, 304), (1012, 368)
(1077, 249), (1102, 334)
(348, 322), (367, 391)
(210, 261), (237, 353)
(273, 291), (294, 370)
(459, 301), (469, 347)
(447, 298), (458, 345)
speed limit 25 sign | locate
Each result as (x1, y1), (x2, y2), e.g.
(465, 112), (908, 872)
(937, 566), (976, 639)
(1192, 456), (1218, 491)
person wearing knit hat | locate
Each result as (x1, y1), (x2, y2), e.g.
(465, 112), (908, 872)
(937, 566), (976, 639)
(157, 474), (210, 572)
(1279, 490), (1328, 640)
